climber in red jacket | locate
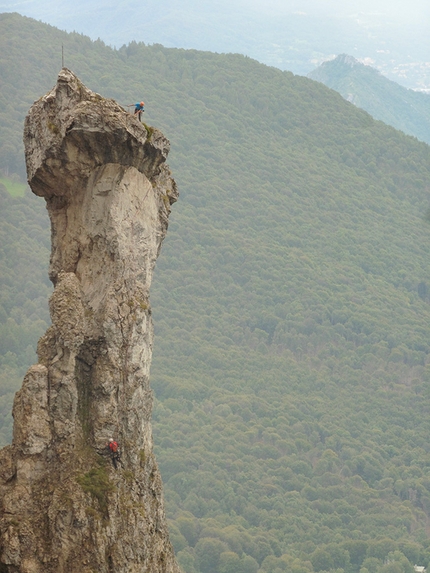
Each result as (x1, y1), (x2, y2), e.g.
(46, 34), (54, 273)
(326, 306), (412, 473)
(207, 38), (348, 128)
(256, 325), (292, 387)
(107, 438), (121, 469)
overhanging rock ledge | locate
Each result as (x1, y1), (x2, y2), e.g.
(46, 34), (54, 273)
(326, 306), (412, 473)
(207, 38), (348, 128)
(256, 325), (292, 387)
(0, 68), (180, 573)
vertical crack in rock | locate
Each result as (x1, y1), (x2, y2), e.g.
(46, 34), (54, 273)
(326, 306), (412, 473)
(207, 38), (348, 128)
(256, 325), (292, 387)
(0, 69), (180, 573)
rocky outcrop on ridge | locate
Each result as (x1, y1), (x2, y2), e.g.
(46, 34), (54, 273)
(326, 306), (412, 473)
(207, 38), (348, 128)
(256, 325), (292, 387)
(0, 69), (180, 573)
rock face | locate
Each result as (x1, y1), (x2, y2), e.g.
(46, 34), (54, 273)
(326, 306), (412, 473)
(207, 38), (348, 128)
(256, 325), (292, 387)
(0, 69), (180, 573)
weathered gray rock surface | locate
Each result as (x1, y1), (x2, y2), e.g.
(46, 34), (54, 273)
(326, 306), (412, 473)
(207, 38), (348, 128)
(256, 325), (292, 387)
(0, 68), (180, 573)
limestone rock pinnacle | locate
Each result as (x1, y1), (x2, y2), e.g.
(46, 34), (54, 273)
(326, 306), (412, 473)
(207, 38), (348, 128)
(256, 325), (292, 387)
(0, 69), (180, 573)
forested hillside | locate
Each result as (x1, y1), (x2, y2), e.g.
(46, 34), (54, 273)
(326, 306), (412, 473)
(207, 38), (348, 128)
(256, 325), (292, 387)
(0, 186), (51, 444)
(2, 13), (430, 573)
(308, 55), (430, 145)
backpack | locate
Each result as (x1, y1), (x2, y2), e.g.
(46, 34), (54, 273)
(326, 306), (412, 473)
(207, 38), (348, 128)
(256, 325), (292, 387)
(110, 441), (118, 453)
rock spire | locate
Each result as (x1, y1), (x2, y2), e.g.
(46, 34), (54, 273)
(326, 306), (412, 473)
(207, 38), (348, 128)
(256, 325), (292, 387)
(0, 69), (180, 573)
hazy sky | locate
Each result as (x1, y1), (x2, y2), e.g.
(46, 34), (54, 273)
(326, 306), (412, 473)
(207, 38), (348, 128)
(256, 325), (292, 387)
(2, 0), (430, 22)
(1, 0), (429, 87)
(241, 0), (430, 19)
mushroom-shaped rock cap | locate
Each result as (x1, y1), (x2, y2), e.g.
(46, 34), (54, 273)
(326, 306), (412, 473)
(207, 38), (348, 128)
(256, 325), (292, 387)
(24, 68), (171, 198)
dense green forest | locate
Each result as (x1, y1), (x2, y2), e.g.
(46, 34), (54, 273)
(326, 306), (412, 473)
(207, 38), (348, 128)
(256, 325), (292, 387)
(308, 55), (430, 146)
(0, 186), (51, 444)
(2, 12), (430, 573)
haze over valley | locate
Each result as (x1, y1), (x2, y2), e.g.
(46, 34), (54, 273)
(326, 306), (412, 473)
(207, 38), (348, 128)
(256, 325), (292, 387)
(1, 0), (429, 89)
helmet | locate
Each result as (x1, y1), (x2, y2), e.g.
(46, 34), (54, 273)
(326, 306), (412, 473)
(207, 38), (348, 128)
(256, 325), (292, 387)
(140, 101), (144, 106)
(109, 438), (114, 442)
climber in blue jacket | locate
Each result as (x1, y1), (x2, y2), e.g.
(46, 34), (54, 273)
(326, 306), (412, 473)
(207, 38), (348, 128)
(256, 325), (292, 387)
(128, 101), (145, 121)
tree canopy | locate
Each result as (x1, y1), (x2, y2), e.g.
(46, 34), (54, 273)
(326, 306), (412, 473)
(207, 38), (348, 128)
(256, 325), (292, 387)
(1, 13), (430, 573)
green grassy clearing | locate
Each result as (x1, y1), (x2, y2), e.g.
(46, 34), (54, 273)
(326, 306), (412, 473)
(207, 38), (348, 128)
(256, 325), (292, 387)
(0, 176), (27, 197)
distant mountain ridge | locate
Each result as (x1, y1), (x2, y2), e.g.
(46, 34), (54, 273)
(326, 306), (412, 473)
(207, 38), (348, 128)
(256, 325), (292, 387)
(308, 54), (430, 145)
